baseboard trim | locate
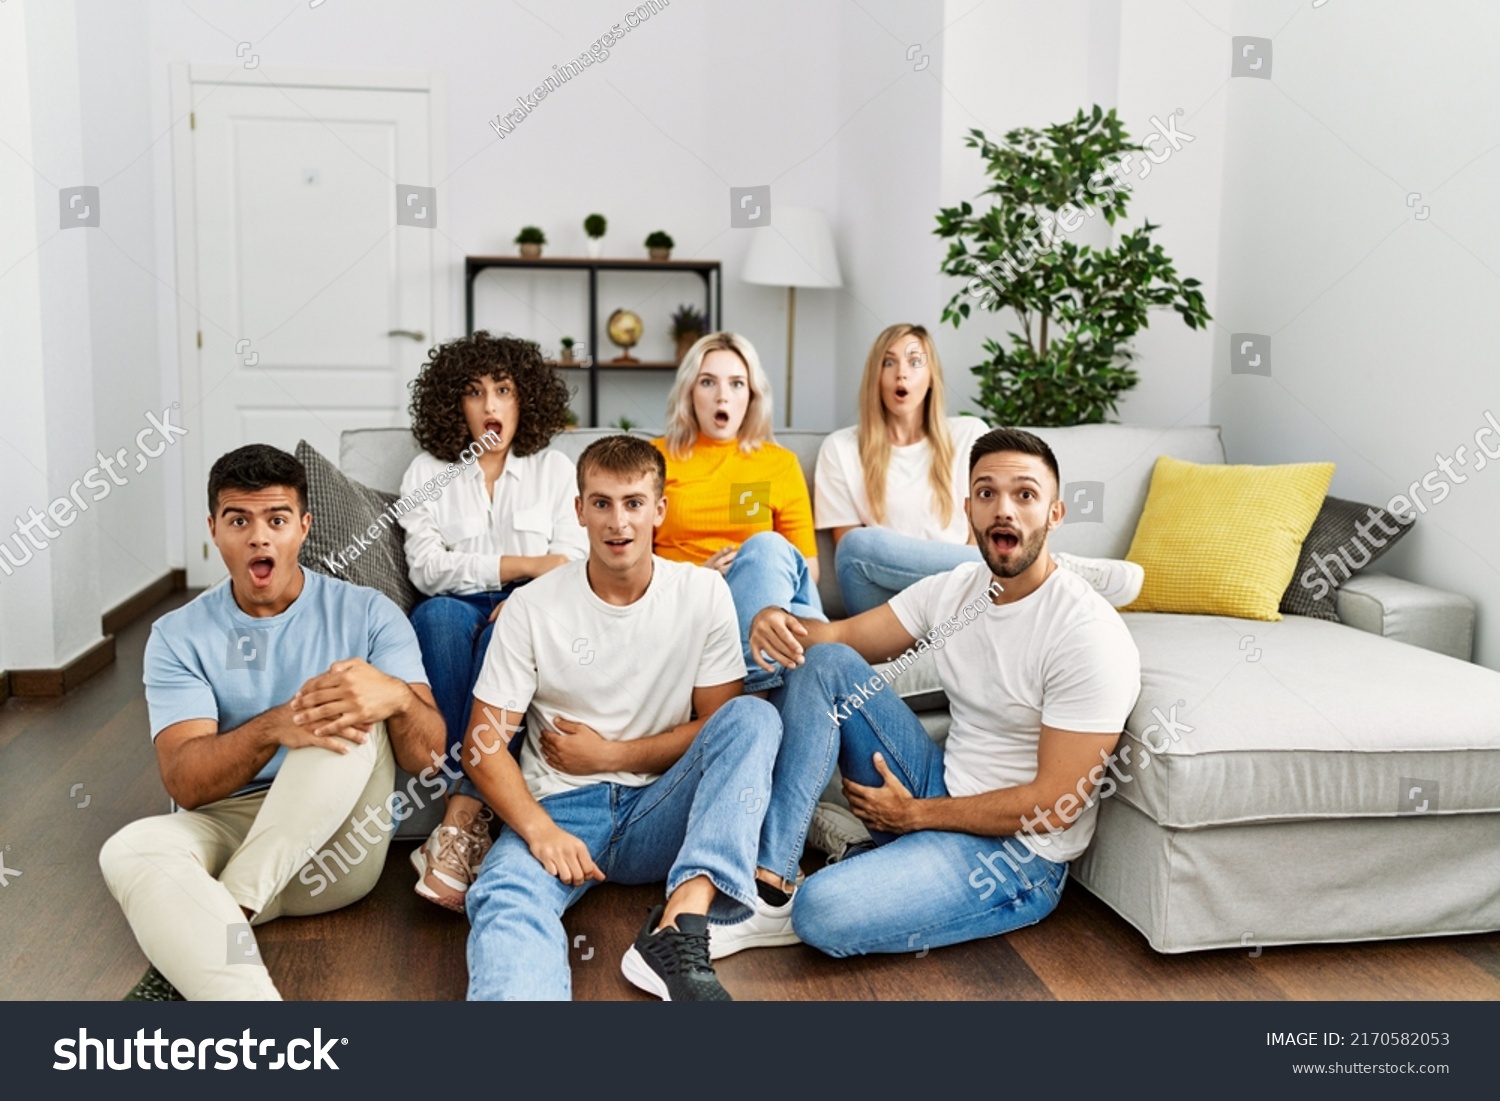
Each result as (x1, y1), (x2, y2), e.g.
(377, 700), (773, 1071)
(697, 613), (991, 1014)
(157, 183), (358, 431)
(9, 635), (116, 698)
(102, 568), (187, 635)
(3, 569), (183, 701)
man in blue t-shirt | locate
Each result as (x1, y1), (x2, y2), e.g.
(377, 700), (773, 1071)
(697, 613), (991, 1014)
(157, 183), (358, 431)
(99, 445), (444, 1001)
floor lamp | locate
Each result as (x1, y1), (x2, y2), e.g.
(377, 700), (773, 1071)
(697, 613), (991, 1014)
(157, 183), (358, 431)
(740, 207), (843, 428)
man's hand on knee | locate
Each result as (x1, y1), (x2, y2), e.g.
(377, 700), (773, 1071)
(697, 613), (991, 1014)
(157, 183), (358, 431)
(292, 658), (413, 739)
(526, 824), (606, 887)
(844, 752), (920, 834)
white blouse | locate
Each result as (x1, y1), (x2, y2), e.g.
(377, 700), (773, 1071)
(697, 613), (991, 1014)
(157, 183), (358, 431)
(398, 448), (588, 596)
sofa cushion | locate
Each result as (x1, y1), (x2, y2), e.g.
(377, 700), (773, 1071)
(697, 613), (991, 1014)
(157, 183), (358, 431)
(1021, 424), (1227, 560)
(297, 440), (420, 614)
(1114, 612), (1500, 827)
(1280, 496), (1414, 620)
(1122, 456), (1334, 621)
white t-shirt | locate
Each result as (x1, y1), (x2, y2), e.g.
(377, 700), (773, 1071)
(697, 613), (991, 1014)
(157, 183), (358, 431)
(398, 448), (589, 596)
(471, 556), (748, 800)
(888, 560), (1141, 863)
(814, 415), (990, 544)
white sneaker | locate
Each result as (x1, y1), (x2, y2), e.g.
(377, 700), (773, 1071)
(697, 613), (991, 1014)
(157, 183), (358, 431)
(806, 801), (872, 863)
(1053, 552), (1144, 608)
(709, 892), (799, 960)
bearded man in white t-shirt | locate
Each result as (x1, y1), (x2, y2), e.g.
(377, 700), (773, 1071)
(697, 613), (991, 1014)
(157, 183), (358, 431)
(461, 435), (783, 1000)
(719, 427), (1141, 959)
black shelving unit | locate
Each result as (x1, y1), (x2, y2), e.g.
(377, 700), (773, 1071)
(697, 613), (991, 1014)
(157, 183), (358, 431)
(464, 255), (722, 427)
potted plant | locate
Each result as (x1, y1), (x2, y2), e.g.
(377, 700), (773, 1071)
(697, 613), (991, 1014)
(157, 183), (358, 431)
(613, 415), (637, 432)
(515, 225), (546, 259)
(935, 106), (1210, 426)
(563, 407), (579, 430)
(645, 230), (674, 261)
(584, 213), (607, 259)
(559, 336), (577, 363)
(670, 303), (707, 363)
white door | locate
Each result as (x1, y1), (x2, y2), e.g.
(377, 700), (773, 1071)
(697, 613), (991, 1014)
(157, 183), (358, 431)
(183, 77), (440, 585)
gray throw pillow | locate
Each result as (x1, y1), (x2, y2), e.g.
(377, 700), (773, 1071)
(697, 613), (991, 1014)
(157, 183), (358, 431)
(1280, 495), (1413, 620)
(296, 440), (420, 615)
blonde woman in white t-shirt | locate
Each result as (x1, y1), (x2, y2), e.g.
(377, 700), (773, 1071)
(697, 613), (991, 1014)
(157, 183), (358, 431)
(816, 324), (1142, 614)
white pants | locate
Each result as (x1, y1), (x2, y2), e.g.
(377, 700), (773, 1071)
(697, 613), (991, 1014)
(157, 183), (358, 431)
(99, 724), (395, 1000)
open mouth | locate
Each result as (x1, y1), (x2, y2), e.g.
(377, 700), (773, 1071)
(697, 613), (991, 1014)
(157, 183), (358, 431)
(483, 419), (504, 439)
(989, 529), (1020, 553)
(248, 556), (275, 584)
(713, 410), (731, 428)
(894, 386), (909, 400)
(603, 536), (633, 550)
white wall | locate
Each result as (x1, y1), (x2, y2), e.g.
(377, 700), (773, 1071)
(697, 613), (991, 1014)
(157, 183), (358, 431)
(833, 0), (945, 427)
(1213, 0), (1500, 668)
(1112, 0), (1226, 426)
(0, 0), (107, 672)
(78, 0), (170, 610)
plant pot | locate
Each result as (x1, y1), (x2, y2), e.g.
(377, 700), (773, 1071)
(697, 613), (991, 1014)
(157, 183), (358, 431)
(519, 243), (542, 259)
(585, 237), (605, 259)
(674, 332), (703, 363)
(559, 350), (576, 364)
(649, 247), (671, 261)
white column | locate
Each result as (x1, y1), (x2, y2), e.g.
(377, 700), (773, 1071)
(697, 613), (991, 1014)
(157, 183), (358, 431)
(0, 0), (106, 673)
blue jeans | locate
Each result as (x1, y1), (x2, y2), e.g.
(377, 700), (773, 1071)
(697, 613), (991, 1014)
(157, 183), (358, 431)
(465, 696), (782, 1000)
(410, 590), (520, 799)
(724, 531), (826, 692)
(761, 643), (1067, 958)
(835, 527), (982, 616)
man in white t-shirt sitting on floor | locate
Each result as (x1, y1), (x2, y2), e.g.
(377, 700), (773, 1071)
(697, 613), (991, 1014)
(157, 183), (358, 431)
(719, 426), (1141, 959)
(462, 435), (782, 1000)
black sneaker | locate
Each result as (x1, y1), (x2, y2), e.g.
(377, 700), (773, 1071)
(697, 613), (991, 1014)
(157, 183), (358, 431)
(123, 965), (185, 1002)
(620, 905), (732, 1002)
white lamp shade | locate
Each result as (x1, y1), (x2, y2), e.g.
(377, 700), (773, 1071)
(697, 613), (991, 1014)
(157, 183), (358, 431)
(740, 206), (843, 289)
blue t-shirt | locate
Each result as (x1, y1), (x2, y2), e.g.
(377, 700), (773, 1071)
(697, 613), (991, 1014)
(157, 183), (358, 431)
(144, 569), (429, 797)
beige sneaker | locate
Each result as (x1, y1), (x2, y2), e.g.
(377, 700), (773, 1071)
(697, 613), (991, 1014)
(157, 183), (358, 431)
(411, 823), (476, 912)
(464, 806), (496, 875)
(411, 807), (496, 912)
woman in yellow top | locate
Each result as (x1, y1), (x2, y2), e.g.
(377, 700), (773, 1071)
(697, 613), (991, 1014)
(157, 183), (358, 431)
(653, 331), (824, 692)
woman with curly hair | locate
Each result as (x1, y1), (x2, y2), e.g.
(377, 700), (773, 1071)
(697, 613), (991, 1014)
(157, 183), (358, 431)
(820, 323), (1144, 614)
(399, 331), (586, 912)
(652, 332), (824, 695)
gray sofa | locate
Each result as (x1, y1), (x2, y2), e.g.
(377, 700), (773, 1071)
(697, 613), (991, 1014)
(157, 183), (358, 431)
(340, 423), (1500, 953)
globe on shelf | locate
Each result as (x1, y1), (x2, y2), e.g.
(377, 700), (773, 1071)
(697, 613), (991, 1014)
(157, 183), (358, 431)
(607, 309), (644, 364)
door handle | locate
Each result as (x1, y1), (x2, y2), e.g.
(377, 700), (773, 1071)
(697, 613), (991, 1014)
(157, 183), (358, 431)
(386, 329), (426, 341)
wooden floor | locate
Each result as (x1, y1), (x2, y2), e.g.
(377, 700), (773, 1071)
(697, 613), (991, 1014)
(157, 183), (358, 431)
(3, 590), (1498, 1001)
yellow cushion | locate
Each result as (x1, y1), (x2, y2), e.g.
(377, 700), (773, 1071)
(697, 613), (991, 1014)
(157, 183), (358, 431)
(1121, 456), (1335, 621)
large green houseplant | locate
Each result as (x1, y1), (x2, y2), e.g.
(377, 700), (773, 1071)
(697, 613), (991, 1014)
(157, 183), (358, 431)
(936, 106), (1210, 427)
